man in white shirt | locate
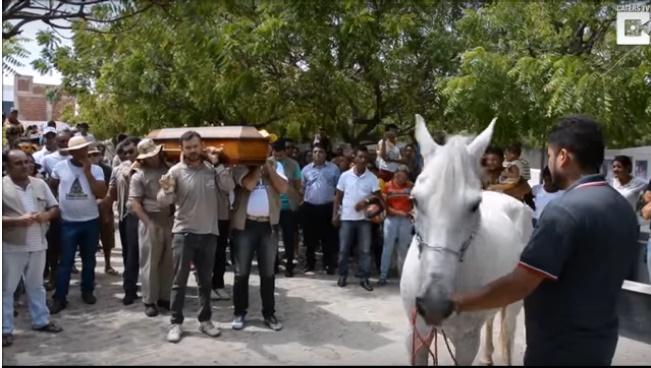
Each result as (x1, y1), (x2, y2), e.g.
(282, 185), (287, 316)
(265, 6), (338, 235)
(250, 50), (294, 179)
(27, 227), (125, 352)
(333, 147), (381, 292)
(32, 127), (58, 166)
(42, 131), (72, 179)
(230, 158), (288, 332)
(48, 136), (107, 314)
(2, 150), (63, 347)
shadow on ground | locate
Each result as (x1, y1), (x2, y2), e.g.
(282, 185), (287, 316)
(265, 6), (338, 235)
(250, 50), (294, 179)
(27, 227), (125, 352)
(3, 247), (400, 366)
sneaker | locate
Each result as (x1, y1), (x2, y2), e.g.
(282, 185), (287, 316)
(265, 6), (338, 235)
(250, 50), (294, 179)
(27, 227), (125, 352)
(166, 324), (183, 343)
(264, 315), (283, 331)
(198, 320), (221, 337)
(212, 288), (231, 301)
(377, 278), (387, 286)
(231, 315), (245, 330)
(144, 304), (159, 317)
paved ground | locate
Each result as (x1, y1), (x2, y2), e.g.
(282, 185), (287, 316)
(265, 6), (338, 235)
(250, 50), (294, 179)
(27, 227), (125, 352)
(3, 233), (650, 366)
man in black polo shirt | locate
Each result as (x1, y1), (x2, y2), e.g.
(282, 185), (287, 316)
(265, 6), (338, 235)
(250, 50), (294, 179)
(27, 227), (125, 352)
(446, 115), (640, 365)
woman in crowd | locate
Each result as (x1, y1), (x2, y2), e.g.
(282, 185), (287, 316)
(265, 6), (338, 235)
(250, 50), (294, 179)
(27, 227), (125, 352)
(609, 155), (648, 210)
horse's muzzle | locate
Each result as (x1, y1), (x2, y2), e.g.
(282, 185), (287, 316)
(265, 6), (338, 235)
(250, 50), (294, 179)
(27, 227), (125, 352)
(415, 295), (453, 326)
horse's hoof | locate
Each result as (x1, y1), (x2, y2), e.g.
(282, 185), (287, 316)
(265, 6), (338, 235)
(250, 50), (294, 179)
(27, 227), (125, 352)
(478, 362), (494, 366)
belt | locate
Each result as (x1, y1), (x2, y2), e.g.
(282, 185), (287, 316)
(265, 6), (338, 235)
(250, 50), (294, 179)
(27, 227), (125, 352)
(247, 215), (270, 222)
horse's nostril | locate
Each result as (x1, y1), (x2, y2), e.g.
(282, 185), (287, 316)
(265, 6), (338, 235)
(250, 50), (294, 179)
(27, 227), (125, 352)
(415, 297), (426, 316)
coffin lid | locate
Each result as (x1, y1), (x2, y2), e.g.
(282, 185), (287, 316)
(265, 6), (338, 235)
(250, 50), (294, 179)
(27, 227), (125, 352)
(146, 126), (268, 141)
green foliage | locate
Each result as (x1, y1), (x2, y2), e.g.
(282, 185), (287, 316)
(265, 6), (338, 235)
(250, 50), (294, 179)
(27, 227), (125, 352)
(440, 1), (651, 148)
(33, 1), (475, 142)
(2, 23), (29, 75)
(29, 0), (651, 148)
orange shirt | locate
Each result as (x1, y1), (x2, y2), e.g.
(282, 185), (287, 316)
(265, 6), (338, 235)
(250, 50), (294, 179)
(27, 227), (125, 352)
(382, 180), (413, 214)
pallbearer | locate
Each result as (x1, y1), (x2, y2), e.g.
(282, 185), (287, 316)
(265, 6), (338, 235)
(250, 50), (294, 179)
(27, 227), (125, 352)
(129, 139), (174, 318)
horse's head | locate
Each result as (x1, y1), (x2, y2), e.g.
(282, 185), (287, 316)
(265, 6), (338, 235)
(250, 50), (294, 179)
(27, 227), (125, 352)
(411, 114), (496, 325)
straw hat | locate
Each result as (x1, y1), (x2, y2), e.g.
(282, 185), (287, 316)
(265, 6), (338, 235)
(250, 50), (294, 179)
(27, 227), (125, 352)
(136, 138), (163, 160)
(88, 143), (101, 155)
(63, 136), (92, 152)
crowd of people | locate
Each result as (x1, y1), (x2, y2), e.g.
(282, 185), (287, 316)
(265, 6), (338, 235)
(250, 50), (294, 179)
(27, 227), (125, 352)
(2, 115), (650, 351)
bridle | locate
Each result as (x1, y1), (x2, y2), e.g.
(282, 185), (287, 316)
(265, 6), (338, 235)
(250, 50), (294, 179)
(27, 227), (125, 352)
(414, 228), (476, 263)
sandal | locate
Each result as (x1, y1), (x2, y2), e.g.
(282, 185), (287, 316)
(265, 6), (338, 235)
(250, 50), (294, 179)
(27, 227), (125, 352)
(33, 321), (63, 333)
(105, 268), (119, 276)
(2, 334), (13, 347)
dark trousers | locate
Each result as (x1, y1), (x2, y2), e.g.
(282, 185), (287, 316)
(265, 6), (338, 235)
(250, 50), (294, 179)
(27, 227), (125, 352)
(119, 213), (140, 295)
(278, 209), (297, 271)
(53, 218), (100, 302)
(170, 233), (217, 325)
(232, 220), (278, 318)
(211, 220), (231, 290)
(45, 218), (62, 282)
(302, 202), (337, 269)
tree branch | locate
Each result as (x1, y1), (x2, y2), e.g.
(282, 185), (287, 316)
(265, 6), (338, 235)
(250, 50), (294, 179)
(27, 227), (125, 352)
(2, 0), (170, 40)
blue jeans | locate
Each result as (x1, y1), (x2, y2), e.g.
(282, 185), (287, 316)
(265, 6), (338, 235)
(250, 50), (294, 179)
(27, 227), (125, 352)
(380, 216), (412, 279)
(53, 218), (100, 302)
(338, 220), (372, 279)
(2, 250), (50, 334)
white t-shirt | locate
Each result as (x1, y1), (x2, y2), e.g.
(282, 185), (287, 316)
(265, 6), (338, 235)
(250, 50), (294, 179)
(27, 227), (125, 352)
(610, 176), (648, 209)
(243, 162), (287, 217)
(336, 168), (380, 221)
(532, 185), (564, 220)
(52, 160), (105, 222)
(42, 151), (70, 177)
(32, 147), (56, 166)
(377, 139), (401, 173)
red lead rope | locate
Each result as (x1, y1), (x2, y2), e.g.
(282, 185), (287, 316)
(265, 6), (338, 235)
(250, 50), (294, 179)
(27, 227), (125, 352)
(410, 307), (457, 366)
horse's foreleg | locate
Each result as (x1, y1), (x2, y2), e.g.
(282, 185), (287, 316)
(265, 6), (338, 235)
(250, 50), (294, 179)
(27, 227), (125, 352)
(479, 316), (495, 366)
(448, 329), (481, 366)
(499, 303), (522, 366)
(406, 326), (435, 366)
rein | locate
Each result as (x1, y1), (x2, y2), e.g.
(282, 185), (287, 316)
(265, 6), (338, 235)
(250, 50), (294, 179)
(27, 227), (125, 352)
(410, 307), (457, 366)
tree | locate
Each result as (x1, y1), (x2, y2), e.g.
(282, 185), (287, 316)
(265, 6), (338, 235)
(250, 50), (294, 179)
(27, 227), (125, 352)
(2, 0), (171, 40)
(35, 0), (485, 142)
(2, 22), (30, 75)
(440, 1), (651, 148)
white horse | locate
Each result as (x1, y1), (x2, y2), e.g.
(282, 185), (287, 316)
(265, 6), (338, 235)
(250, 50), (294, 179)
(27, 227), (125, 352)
(400, 115), (533, 366)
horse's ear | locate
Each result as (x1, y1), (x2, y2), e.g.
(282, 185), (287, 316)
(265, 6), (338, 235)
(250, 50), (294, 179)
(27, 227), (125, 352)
(415, 114), (439, 157)
(467, 117), (497, 163)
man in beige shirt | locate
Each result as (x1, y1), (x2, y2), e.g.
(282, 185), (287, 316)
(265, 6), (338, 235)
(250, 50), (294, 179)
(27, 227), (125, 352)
(106, 137), (141, 305)
(157, 131), (234, 343)
(129, 139), (174, 318)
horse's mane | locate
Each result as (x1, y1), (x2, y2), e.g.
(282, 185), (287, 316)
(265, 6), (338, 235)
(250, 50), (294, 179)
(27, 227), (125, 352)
(420, 134), (481, 202)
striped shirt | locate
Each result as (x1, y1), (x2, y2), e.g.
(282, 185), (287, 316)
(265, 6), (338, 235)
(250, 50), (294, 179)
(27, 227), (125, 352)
(2, 182), (58, 253)
(301, 161), (340, 205)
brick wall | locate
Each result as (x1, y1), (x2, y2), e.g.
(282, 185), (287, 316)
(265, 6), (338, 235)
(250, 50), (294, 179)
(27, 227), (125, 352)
(12, 75), (75, 121)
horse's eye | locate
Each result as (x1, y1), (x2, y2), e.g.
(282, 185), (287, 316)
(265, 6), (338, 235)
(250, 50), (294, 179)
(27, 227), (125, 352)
(470, 200), (481, 213)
